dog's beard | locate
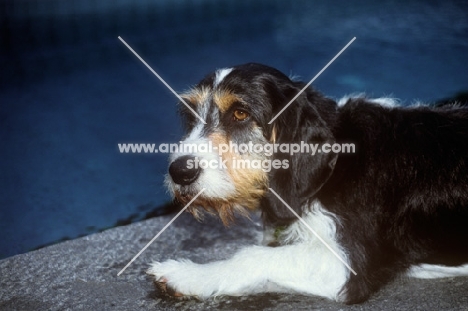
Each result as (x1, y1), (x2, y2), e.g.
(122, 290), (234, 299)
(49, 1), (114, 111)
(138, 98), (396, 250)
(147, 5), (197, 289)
(174, 189), (265, 226)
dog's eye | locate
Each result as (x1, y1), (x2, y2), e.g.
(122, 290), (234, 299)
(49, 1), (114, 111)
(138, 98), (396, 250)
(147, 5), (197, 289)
(233, 109), (249, 121)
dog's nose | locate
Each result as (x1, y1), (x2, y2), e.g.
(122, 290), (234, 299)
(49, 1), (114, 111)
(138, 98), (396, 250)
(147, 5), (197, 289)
(169, 155), (201, 186)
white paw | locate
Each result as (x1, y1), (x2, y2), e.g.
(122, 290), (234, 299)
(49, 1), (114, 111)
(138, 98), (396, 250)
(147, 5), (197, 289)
(147, 259), (216, 298)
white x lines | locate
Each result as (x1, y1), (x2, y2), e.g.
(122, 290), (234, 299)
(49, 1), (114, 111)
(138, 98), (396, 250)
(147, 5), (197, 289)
(116, 36), (357, 276)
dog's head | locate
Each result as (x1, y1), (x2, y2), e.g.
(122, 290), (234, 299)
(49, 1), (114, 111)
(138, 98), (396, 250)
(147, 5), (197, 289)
(166, 63), (338, 225)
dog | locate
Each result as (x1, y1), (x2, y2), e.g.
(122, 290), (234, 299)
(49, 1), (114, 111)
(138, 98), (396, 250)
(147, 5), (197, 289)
(147, 63), (468, 304)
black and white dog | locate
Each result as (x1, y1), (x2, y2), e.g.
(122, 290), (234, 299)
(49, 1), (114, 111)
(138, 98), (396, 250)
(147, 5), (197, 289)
(148, 63), (468, 304)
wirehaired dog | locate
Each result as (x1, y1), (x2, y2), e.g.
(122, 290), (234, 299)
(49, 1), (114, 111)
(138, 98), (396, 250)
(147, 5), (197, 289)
(147, 63), (468, 304)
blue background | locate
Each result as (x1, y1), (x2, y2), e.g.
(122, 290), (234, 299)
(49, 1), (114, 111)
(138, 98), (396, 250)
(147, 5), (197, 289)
(1, 0), (467, 259)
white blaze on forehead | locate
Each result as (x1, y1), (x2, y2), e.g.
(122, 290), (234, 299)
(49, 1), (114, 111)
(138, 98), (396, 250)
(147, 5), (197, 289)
(214, 68), (233, 88)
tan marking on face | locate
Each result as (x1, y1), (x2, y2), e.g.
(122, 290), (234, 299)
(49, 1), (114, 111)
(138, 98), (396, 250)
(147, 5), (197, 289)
(180, 86), (211, 106)
(213, 90), (242, 113)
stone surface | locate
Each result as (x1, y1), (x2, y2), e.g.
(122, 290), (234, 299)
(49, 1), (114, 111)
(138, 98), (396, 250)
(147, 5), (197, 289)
(1, 212), (467, 311)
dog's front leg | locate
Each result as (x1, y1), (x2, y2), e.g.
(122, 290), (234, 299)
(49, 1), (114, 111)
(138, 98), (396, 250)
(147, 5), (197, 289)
(148, 243), (348, 300)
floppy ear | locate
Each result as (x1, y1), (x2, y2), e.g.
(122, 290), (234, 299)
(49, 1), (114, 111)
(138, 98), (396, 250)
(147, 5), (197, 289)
(262, 87), (338, 225)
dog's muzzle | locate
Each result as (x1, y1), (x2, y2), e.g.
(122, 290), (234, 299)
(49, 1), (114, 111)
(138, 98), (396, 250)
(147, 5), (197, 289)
(168, 155), (201, 186)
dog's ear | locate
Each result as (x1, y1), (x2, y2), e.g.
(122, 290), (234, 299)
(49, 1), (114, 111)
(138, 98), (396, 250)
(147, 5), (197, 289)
(262, 85), (338, 224)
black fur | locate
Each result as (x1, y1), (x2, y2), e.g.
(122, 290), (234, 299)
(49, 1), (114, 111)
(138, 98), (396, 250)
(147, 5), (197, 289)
(323, 100), (468, 303)
(228, 63), (468, 303)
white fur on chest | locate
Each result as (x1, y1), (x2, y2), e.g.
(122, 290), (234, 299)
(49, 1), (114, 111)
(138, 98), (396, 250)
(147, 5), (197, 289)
(148, 201), (350, 301)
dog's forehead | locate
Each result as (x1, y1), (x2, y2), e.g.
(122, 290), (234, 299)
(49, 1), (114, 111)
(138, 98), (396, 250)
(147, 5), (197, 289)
(181, 68), (245, 113)
(180, 63), (289, 118)
(212, 67), (243, 112)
